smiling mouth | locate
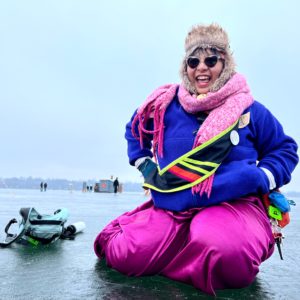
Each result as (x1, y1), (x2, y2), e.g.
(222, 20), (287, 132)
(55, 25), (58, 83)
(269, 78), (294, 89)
(196, 75), (211, 87)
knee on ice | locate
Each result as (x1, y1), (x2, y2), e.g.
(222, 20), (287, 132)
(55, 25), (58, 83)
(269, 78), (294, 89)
(191, 237), (258, 288)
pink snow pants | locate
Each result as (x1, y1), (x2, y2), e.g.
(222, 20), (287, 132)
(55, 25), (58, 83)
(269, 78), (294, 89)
(94, 196), (274, 295)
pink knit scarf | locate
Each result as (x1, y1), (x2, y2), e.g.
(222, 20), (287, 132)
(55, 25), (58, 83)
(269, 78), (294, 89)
(132, 73), (253, 197)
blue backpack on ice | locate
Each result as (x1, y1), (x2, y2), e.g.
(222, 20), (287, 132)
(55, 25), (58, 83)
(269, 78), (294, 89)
(0, 207), (69, 247)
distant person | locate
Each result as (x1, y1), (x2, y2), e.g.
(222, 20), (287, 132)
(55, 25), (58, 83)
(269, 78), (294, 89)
(43, 182), (47, 192)
(40, 182), (43, 192)
(94, 23), (298, 295)
(94, 183), (99, 192)
(113, 177), (119, 194)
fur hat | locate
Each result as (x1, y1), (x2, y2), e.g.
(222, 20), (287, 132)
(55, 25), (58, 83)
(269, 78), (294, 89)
(180, 23), (236, 94)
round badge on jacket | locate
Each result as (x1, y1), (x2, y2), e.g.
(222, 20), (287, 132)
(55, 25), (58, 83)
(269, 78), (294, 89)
(230, 130), (239, 145)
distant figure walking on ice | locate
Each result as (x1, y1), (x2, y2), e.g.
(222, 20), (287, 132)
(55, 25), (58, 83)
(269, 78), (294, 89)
(113, 177), (119, 194)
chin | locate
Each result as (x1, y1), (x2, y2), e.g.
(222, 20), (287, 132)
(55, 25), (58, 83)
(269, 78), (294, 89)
(195, 84), (211, 95)
(196, 88), (209, 94)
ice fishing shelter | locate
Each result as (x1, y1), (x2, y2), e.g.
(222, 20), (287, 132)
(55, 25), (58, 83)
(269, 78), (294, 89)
(94, 179), (114, 193)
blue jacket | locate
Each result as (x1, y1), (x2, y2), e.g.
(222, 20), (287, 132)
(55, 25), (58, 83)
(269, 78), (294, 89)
(125, 94), (298, 211)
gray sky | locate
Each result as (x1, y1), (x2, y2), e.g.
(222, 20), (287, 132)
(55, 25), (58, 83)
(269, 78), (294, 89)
(0, 0), (299, 191)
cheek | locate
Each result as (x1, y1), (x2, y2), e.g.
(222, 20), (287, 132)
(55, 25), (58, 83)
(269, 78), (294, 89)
(186, 68), (195, 81)
(212, 65), (223, 79)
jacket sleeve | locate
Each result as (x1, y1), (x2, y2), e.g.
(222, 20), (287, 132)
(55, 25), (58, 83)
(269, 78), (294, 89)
(253, 102), (299, 189)
(124, 110), (154, 166)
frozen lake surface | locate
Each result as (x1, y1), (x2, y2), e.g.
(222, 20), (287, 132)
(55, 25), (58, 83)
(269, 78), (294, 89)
(0, 189), (299, 299)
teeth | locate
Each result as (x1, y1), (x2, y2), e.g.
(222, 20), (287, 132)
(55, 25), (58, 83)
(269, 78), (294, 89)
(196, 75), (210, 81)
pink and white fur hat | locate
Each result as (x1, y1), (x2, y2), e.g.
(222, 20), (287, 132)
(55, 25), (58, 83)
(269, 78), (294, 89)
(180, 23), (236, 94)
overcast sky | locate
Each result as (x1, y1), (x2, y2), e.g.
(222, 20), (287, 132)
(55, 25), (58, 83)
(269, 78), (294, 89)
(0, 0), (299, 191)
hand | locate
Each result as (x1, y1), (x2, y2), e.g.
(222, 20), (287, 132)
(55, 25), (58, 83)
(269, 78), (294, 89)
(137, 158), (157, 178)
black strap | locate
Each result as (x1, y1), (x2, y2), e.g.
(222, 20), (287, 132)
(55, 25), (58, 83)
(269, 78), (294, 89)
(4, 218), (18, 237)
(29, 220), (64, 225)
(0, 218), (24, 247)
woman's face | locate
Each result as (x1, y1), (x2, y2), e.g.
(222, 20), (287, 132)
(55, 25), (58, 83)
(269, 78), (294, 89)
(186, 50), (224, 95)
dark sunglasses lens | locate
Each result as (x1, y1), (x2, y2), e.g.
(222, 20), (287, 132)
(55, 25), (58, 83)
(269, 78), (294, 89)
(204, 56), (218, 68)
(187, 57), (200, 69)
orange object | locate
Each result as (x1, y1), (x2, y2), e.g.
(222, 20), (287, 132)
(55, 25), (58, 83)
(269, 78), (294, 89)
(278, 212), (290, 228)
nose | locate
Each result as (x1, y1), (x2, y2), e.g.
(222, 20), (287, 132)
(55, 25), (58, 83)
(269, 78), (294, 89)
(196, 60), (208, 71)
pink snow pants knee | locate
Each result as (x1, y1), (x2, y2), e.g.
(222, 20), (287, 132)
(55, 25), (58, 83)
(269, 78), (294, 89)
(94, 196), (274, 295)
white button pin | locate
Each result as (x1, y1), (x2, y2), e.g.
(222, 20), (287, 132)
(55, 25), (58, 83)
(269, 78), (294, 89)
(230, 130), (239, 145)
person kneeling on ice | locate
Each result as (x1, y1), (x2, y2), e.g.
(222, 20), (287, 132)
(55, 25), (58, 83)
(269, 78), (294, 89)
(94, 23), (298, 295)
